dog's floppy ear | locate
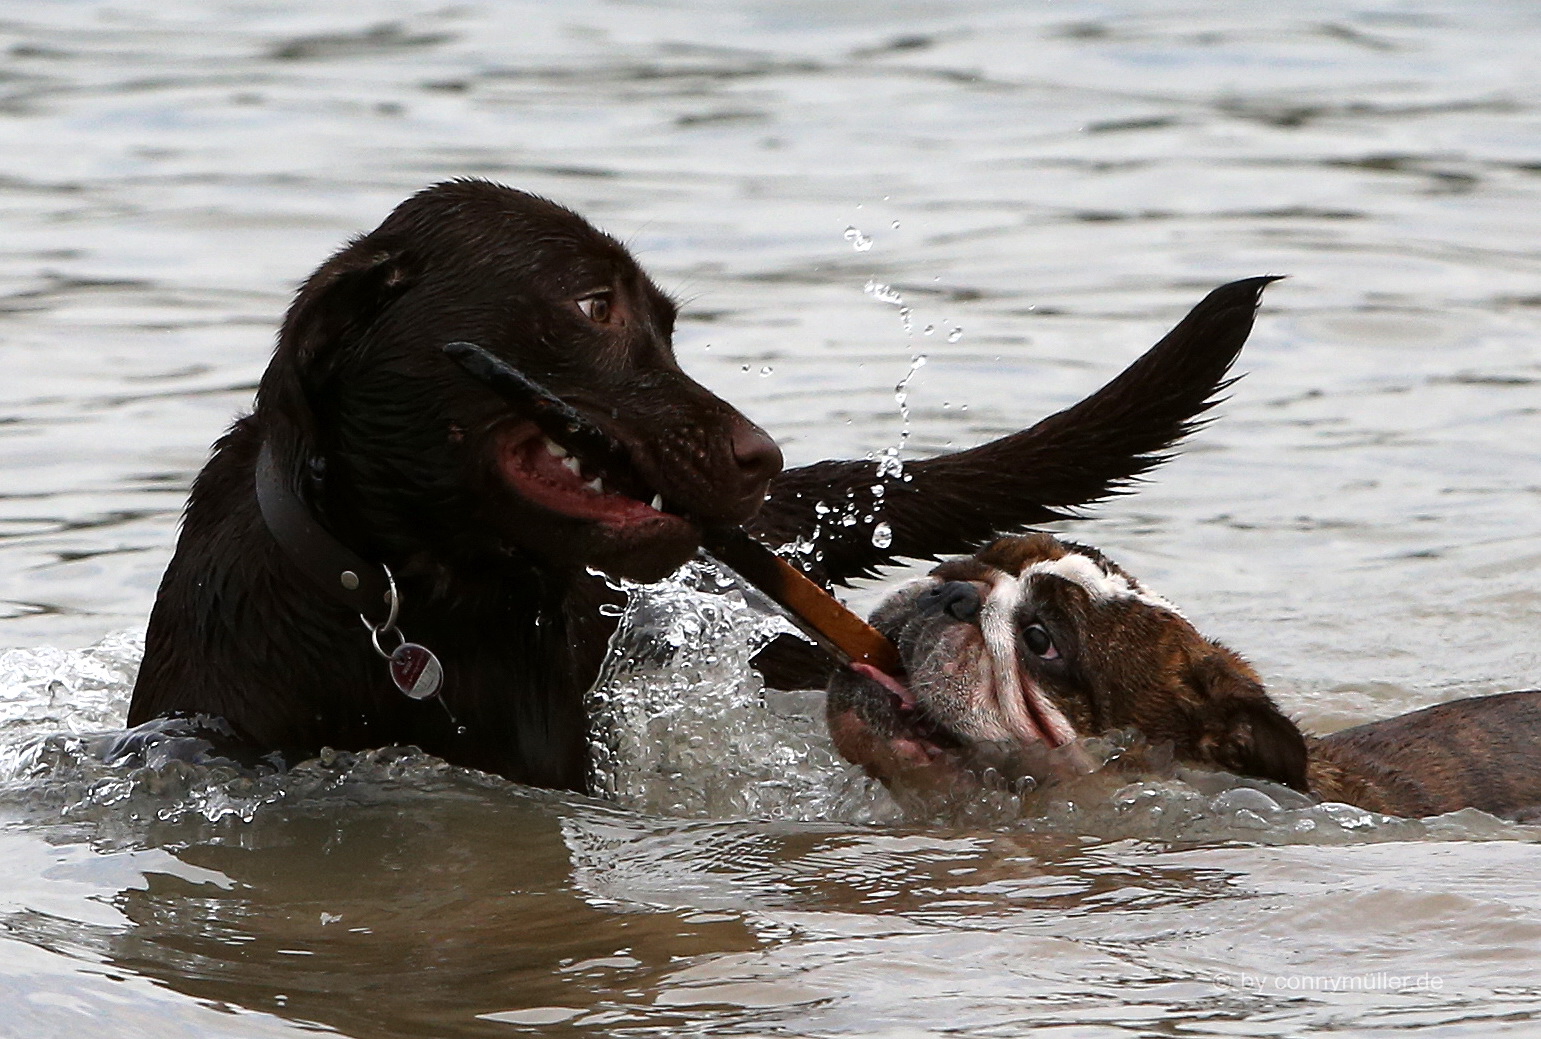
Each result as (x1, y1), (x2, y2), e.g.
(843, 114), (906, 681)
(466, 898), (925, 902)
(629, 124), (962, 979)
(256, 240), (414, 447)
(1183, 651), (1309, 791)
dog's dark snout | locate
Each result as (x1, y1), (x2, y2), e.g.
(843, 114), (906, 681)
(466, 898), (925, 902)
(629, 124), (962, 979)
(919, 581), (982, 622)
(731, 421), (783, 486)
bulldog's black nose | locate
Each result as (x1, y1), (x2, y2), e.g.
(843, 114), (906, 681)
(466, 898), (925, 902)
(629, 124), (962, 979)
(918, 581), (981, 622)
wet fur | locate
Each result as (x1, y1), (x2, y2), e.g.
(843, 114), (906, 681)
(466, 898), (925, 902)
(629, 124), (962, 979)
(128, 178), (1276, 789)
(831, 532), (1541, 819)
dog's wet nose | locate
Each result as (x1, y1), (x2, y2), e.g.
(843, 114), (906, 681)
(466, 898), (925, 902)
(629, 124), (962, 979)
(732, 421), (783, 486)
(918, 581), (982, 622)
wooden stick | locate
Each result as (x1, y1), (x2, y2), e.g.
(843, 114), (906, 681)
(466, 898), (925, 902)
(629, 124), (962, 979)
(702, 526), (902, 674)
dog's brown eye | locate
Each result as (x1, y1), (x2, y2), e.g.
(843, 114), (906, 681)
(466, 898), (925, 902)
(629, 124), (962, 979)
(576, 293), (613, 325)
(1022, 624), (1058, 660)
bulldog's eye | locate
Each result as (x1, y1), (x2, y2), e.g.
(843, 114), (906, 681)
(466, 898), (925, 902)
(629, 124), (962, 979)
(1021, 624), (1058, 660)
(576, 292), (614, 324)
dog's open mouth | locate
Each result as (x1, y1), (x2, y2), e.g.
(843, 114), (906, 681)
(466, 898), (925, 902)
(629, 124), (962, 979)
(498, 421), (682, 530)
(840, 661), (969, 765)
(829, 590), (1082, 788)
(833, 652), (1098, 795)
(846, 602), (1077, 758)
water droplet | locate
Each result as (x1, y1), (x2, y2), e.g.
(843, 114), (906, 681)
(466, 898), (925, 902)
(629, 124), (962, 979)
(922, 324), (935, 335)
(947, 326), (964, 343)
(843, 225), (873, 252)
(890, 219), (900, 229)
(869, 483), (885, 498)
(758, 365), (774, 377)
(893, 354), (927, 405)
(741, 364), (751, 372)
(863, 278), (904, 306)
(871, 522), (893, 549)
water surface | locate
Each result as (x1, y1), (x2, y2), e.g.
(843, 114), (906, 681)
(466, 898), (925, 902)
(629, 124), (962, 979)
(2, 2), (1540, 1036)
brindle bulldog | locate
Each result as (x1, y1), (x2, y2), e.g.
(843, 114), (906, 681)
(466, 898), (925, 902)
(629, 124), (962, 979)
(828, 532), (1541, 819)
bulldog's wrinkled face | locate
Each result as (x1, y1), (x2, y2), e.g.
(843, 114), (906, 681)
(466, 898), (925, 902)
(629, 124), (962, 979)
(827, 532), (1308, 796)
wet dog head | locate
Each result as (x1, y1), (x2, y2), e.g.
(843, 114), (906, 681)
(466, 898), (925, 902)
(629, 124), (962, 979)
(828, 532), (1307, 794)
(255, 179), (781, 583)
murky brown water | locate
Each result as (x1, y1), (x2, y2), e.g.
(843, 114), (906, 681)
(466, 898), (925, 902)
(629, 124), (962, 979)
(2, 2), (1540, 1036)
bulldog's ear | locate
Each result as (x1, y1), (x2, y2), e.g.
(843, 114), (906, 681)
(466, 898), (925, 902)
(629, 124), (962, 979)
(1184, 651), (1309, 791)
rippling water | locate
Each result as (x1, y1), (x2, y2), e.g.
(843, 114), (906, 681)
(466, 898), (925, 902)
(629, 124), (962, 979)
(2, 2), (1540, 1036)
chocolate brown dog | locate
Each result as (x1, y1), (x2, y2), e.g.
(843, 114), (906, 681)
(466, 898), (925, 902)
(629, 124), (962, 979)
(829, 532), (1541, 819)
(125, 177), (1278, 789)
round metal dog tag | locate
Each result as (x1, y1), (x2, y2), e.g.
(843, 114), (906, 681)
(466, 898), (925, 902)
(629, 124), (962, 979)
(389, 642), (443, 700)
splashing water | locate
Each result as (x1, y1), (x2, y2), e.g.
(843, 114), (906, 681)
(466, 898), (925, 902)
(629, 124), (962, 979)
(585, 558), (898, 822)
(1007, 761), (1537, 847)
(862, 278), (904, 306)
(0, 631), (141, 737)
(858, 270), (930, 493)
(0, 631), (512, 830)
(869, 351), (930, 491)
(843, 225), (872, 251)
(893, 352), (927, 429)
(0, 624), (1528, 844)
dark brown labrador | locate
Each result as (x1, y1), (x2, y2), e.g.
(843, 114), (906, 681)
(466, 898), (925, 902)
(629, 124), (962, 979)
(125, 178), (1276, 789)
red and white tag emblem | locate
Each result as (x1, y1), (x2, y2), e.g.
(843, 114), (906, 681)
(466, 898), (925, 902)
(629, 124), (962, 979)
(389, 642), (443, 700)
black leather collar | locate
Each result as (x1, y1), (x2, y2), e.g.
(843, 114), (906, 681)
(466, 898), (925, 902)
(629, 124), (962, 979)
(254, 439), (393, 622)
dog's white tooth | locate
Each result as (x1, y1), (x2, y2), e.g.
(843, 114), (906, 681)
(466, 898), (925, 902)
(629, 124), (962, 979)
(543, 437), (568, 459)
(561, 456), (582, 475)
(649, 493), (664, 511)
(585, 476), (604, 494)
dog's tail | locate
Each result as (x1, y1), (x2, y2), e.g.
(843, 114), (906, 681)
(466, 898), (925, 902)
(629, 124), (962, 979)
(753, 276), (1281, 584)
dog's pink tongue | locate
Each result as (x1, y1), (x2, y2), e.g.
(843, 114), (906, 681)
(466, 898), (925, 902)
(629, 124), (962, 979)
(850, 662), (914, 707)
